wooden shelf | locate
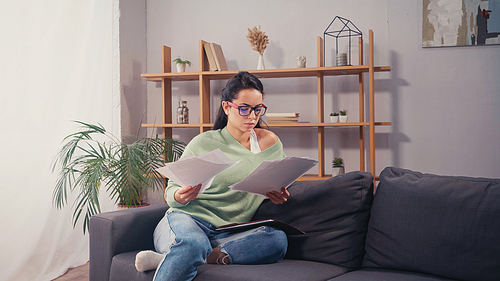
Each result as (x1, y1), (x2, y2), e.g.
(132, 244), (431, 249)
(297, 174), (381, 182)
(142, 30), (390, 181)
(296, 174), (333, 181)
(142, 122), (391, 128)
(142, 65), (391, 82)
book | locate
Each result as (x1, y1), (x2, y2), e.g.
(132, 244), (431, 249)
(210, 42), (228, 71)
(203, 42), (218, 71)
(216, 219), (306, 235)
(267, 117), (300, 123)
(266, 113), (300, 118)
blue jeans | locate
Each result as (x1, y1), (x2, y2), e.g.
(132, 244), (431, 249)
(152, 211), (288, 281)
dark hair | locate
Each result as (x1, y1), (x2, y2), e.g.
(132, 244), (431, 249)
(213, 71), (266, 130)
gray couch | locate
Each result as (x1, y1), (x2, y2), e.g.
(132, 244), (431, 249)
(89, 167), (500, 281)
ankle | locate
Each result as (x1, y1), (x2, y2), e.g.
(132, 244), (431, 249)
(206, 247), (231, 265)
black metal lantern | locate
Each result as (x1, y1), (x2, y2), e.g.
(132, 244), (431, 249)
(323, 16), (362, 66)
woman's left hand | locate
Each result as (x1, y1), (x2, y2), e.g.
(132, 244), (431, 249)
(266, 187), (290, 205)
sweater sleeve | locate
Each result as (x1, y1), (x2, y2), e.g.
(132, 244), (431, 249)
(164, 179), (184, 208)
(164, 132), (210, 208)
(164, 139), (198, 208)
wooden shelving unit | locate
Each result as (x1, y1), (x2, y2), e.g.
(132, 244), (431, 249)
(142, 30), (390, 180)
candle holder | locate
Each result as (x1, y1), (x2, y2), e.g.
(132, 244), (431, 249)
(323, 16), (362, 67)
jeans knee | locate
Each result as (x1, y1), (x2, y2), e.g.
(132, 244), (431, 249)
(268, 227), (288, 257)
(178, 235), (212, 254)
(257, 226), (288, 261)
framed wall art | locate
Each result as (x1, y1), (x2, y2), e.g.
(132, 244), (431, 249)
(422, 0), (500, 47)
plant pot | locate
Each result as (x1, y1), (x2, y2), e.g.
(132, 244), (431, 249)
(117, 202), (150, 210)
(339, 115), (348, 123)
(332, 166), (345, 176)
(176, 63), (186, 73)
(330, 116), (339, 123)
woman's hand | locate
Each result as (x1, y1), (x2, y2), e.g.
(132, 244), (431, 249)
(174, 184), (202, 205)
(266, 187), (290, 205)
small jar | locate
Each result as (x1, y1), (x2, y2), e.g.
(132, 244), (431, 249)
(177, 101), (189, 124)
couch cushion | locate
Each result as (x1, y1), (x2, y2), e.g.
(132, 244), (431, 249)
(111, 251), (350, 281)
(195, 259), (350, 281)
(363, 167), (500, 281)
(330, 268), (456, 281)
(252, 171), (374, 269)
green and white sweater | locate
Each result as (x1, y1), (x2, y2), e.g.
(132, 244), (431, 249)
(165, 127), (286, 227)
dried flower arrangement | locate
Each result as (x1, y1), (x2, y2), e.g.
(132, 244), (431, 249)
(246, 25), (269, 55)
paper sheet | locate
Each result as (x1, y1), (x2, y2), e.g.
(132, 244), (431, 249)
(229, 157), (318, 197)
(156, 148), (239, 193)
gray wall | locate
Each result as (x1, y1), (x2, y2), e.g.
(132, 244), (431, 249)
(145, 0), (500, 178)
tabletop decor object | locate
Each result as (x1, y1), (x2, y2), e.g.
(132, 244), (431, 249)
(246, 25), (269, 70)
(323, 16), (362, 67)
(173, 58), (191, 73)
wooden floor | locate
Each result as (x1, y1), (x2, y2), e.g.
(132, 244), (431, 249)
(52, 262), (89, 281)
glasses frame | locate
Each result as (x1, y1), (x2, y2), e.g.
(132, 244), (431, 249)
(226, 101), (267, 117)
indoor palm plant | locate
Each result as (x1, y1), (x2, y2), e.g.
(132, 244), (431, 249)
(52, 121), (185, 233)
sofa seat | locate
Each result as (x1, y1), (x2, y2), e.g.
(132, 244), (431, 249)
(110, 252), (351, 281)
(195, 260), (351, 281)
(330, 268), (457, 281)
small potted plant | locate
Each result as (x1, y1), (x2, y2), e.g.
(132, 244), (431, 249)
(332, 157), (345, 176)
(330, 112), (339, 123)
(173, 58), (192, 73)
(339, 110), (348, 123)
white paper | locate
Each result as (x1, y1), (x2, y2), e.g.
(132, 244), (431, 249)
(156, 148), (239, 193)
(229, 157), (318, 197)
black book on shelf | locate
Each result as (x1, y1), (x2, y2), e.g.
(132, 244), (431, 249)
(216, 219), (305, 235)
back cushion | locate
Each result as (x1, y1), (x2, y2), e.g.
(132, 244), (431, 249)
(363, 167), (500, 281)
(252, 171), (374, 269)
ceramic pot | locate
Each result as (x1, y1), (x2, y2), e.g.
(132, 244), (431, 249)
(332, 167), (345, 176)
(339, 115), (348, 123)
(117, 202), (150, 210)
(176, 63), (186, 73)
(330, 116), (339, 123)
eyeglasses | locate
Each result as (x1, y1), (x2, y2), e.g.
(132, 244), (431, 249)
(226, 101), (267, 116)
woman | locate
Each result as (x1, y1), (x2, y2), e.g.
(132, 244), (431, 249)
(135, 71), (290, 281)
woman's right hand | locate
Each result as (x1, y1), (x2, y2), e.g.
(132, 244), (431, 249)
(174, 183), (202, 205)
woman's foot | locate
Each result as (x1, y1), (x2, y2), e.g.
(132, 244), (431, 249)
(206, 247), (231, 265)
(135, 250), (165, 272)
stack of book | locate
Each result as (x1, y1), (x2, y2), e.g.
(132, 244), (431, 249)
(266, 113), (300, 123)
(203, 42), (228, 71)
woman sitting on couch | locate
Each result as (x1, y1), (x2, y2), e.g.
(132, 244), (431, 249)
(135, 71), (291, 281)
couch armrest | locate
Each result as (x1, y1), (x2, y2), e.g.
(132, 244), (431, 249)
(89, 203), (169, 281)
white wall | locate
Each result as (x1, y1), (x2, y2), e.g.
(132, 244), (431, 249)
(388, 0), (500, 177)
(120, 0), (148, 142)
(146, 0), (499, 179)
(146, 0), (392, 176)
(0, 1), (119, 280)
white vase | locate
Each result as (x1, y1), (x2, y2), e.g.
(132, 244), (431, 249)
(339, 115), (348, 123)
(257, 54), (265, 70)
(332, 167), (345, 176)
(330, 116), (339, 123)
(176, 63), (186, 73)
